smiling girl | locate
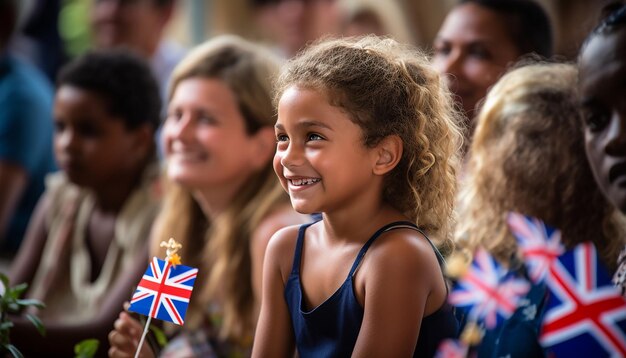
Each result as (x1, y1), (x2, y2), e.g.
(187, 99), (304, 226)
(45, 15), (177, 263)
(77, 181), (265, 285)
(253, 36), (462, 357)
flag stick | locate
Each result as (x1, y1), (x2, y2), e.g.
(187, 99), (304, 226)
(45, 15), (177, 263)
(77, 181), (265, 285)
(134, 315), (152, 358)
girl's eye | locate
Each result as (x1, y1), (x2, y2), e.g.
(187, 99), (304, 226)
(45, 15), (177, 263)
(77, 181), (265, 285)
(53, 120), (65, 133)
(584, 111), (610, 132)
(77, 122), (101, 138)
(276, 134), (289, 142)
(307, 133), (323, 141)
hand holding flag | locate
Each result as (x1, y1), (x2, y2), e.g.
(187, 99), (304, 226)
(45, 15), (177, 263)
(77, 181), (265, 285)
(127, 238), (198, 358)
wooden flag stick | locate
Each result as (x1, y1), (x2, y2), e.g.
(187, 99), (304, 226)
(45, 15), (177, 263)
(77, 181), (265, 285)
(134, 315), (152, 358)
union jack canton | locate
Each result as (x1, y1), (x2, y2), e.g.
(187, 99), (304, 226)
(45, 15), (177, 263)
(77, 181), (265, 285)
(507, 212), (564, 284)
(540, 242), (626, 357)
(129, 257), (198, 325)
(448, 247), (530, 329)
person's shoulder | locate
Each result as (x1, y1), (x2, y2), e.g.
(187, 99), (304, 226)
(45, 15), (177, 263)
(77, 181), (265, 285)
(366, 226), (440, 274)
(252, 204), (310, 245)
(0, 55), (53, 102)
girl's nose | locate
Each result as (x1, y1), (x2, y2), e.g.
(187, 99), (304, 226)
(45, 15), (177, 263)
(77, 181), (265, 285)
(280, 142), (304, 168)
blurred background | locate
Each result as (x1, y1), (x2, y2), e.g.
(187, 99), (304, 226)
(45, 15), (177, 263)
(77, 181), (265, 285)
(12, 0), (610, 83)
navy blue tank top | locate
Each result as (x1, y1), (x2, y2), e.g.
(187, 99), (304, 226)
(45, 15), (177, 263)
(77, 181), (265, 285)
(284, 221), (458, 357)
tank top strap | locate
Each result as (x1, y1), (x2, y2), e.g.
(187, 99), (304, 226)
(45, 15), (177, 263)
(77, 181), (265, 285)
(291, 221), (317, 274)
(347, 221), (414, 277)
(347, 221), (447, 278)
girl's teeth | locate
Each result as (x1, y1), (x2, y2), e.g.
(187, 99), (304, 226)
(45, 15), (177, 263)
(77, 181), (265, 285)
(291, 178), (320, 186)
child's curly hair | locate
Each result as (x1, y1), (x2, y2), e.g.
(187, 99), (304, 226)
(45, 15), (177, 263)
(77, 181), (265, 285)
(275, 36), (464, 244)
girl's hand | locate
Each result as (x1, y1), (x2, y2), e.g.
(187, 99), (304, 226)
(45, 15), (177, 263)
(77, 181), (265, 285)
(108, 311), (155, 358)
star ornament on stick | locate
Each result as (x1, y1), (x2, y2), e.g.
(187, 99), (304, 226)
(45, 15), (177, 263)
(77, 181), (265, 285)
(127, 238), (198, 358)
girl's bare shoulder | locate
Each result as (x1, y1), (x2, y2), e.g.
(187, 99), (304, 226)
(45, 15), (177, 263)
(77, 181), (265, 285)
(364, 227), (441, 280)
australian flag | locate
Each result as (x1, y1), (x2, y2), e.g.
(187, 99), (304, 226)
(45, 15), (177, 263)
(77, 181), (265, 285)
(129, 257), (198, 325)
(507, 212), (564, 284)
(448, 247), (530, 329)
(540, 242), (626, 356)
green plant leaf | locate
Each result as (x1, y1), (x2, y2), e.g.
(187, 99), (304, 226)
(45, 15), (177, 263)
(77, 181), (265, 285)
(10, 284), (28, 298)
(74, 338), (99, 358)
(16, 299), (45, 309)
(149, 324), (168, 347)
(25, 314), (46, 336)
(0, 273), (9, 290)
(0, 321), (14, 330)
(5, 343), (24, 358)
(7, 302), (19, 312)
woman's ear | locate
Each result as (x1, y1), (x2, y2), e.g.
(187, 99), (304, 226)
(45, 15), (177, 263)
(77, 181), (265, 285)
(250, 127), (277, 169)
(373, 135), (402, 175)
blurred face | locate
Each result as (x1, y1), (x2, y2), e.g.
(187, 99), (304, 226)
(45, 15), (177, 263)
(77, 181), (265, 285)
(432, 3), (520, 119)
(255, 0), (339, 58)
(91, 0), (168, 57)
(580, 29), (626, 213)
(274, 86), (376, 214)
(162, 78), (261, 191)
(53, 85), (144, 188)
(343, 13), (385, 38)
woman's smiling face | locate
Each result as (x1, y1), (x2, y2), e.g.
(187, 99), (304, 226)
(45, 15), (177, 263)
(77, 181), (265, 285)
(162, 77), (260, 190)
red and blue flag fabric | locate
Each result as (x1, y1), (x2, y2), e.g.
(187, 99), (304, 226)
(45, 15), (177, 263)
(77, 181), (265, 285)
(129, 257), (198, 325)
(540, 242), (626, 357)
(448, 247), (530, 329)
(435, 339), (469, 358)
(507, 212), (564, 284)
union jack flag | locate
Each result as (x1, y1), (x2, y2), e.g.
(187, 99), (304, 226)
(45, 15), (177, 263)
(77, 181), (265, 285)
(128, 257), (198, 325)
(507, 212), (564, 283)
(540, 242), (626, 356)
(449, 247), (530, 329)
(435, 339), (469, 358)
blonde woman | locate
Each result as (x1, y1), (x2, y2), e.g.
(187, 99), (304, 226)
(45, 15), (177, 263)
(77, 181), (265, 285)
(108, 35), (308, 358)
(455, 63), (625, 357)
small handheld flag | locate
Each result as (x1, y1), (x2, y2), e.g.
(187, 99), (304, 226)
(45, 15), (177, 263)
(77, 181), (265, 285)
(127, 238), (198, 358)
(507, 212), (564, 284)
(448, 247), (530, 329)
(128, 256), (198, 325)
(540, 242), (626, 357)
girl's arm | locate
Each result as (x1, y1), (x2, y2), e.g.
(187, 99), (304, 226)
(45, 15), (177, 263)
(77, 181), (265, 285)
(352, 231), (441, 357)
(8, 192), (51, 285)
(251, 226), (299, 358)
(250, 205), (309, 316)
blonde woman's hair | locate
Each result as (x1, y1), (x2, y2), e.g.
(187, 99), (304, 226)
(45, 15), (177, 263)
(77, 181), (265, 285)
(456, 63), (626, 271)
(151, 35), (287, 341)
(275, 36), (463, 246)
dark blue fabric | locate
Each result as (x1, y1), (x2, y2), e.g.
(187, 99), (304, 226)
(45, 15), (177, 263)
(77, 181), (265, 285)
(454, 270), (548, 358)
(285, 221), (458, 357)
(0, 54), (56, 251)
